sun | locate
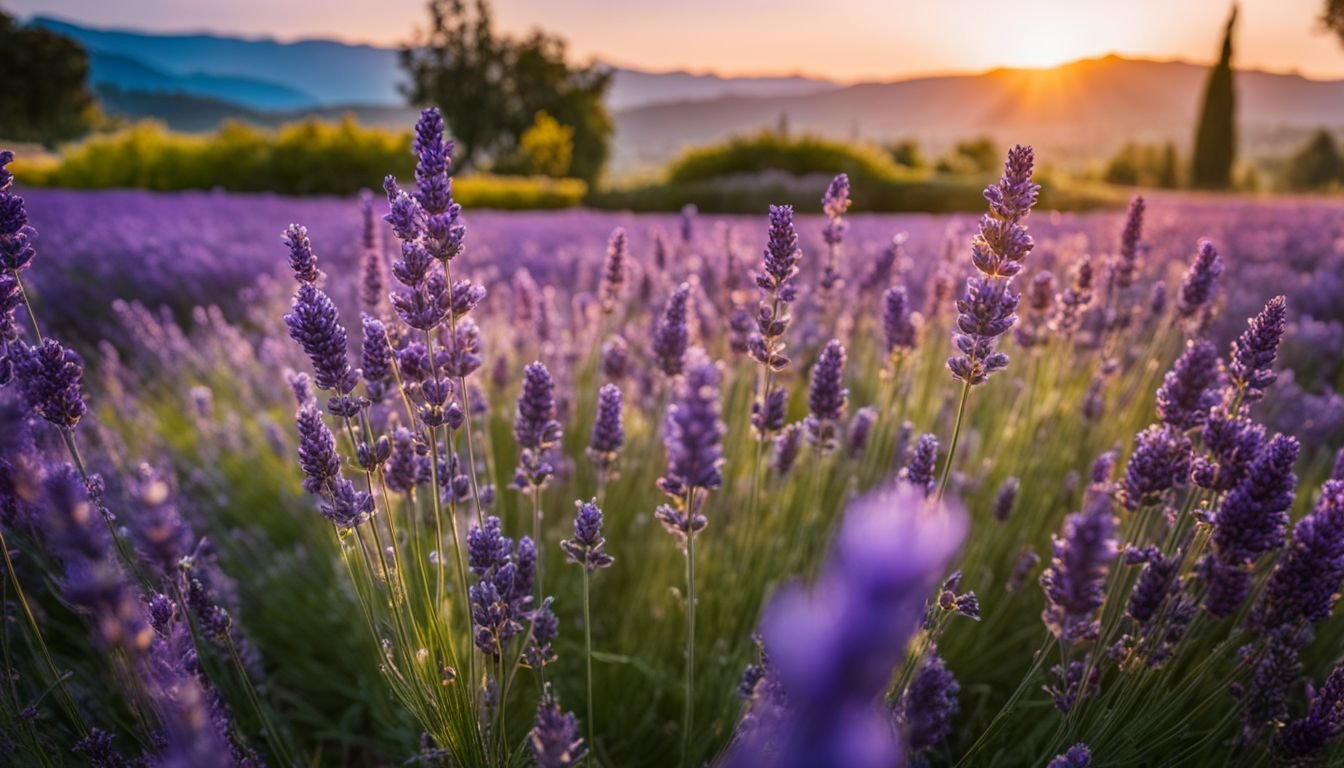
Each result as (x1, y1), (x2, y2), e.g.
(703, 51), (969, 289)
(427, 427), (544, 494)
(1009, 14), (1107, 68)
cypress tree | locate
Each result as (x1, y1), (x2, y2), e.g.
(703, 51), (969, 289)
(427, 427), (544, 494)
(1191, 6), (1238, 189)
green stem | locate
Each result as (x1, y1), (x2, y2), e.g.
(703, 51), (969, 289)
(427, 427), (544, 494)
(937, 379), (972, 501)
(582, 567), (595, 759)
(682, 486), (698, 768)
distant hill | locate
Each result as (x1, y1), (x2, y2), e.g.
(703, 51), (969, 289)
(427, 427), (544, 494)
(89, 52), (317, 110)
(30, 15), (840, 113)
(611, 55), (1344, 172)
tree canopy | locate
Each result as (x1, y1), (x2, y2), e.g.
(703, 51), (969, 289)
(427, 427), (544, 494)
(1190, 5), (1238, 190)
(400, 0), (613, 183)
(0, 11), (98, 144)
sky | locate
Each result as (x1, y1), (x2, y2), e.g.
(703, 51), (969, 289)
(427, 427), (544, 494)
(9, 0), (1344, 81)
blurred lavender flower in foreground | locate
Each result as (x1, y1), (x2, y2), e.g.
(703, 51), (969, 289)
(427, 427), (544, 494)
(530, 687), (587, 768)
(724, 483), (965, 768)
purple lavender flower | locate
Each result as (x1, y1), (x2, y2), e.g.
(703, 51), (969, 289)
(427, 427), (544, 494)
(601, 228), (626, 313)
(1047, 743), (1092, 768)
(1126, 550), (1180, 625)
(1041, 493), (1117, 641)
(1252, 480), (1344, 631)
(883, 285), (918, 356)
(1203, 433), (1299, 617)
(993, 476), (1019, 521)
(747, 205), (802, 382)
(412, 109), (452, 214)
(530, 689), (587, 768)
(1192, 407), (1266, 492)
(948, 274), (1019, 385)
(561, 499), (614, 571)
(901, 433), (938, 497)
(772, 422), (804, 477)
(12, 339), (86, 428)
(821, 174), (851, 248)
(1122, 424), (1192, 509)
(1115, 195), (1145, 290)
(724, 483), (965, 768)
(760, 204), (802, 293)
(587, 382), (624, 473)
(805, 339), (848, 451)
(1241, 626), (1307, 745)
(601, 335), (628, 382)
(525, 597), (559, 668)
(1016, 270), (1055, 347)
(1051, 255), (1094, 336)
(1150, 280), (1167, 316)
(468, 515), (512, 577)
(1228, 295), (1287, 404)
(655, 347), (725, 505)
(320, 478), (374, 529)
(360, 314), (392, 396)
(847, 406), (877, 458)
(72, 728), (131, 767)
(358, 190), (386, 313)
(894, 654), (960, 755)
(285, 282), (355, 394)
(1177, 238), (1223, 320)
(0, 151), (36, 274)
(752, 386), (787, 435)
(514, 361), (562, 488)
(283, 223), (320, 284)
(1155, 339), (1222, 430)
(653, 283), (691, 377)
(1278, 665), (1344, 759)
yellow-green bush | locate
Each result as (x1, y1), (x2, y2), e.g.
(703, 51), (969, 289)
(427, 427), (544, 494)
(19, 118), (586, 207)
(665, 130), (911, 187)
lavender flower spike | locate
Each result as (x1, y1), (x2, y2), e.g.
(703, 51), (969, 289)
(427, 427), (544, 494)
(561, 499), (614, 571)
(805, 339), (848, 451)
(587, 382), (624, 474)
(655, 347), (726, 506)
(901, 433), (939, 497)
(1048, 743), (1093, 768)
(530, 688), (588, 768)
(1251, 479), (1344, 632)
(285, 282), (356, 395)
(883, 285), (918, 357)
(1177, 238), (1224, 320)
(1114, 195), (1145, 290)
(1278, 666), (1344, 759)
(283, 223), (320, 284)
(13, 339), (87, 429)
(514, 361), (562, 489)
(1155, 339), (1222, 431)
(601, 228), (627, 313)
(1228, 295), (1287, 404)
(723, 483), (965, 768)
(894, 654), (960, 755)
(653, 283), (691, 377)
(1041, 493), (1117, 641)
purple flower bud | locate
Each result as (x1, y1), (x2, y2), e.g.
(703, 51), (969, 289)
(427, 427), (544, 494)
(283, 223), (320, 284)
(821, 174), (851, 248)
(285, 283), (355, 394)
(601, 228), (626, 313)
(530, 689), (587, 768)
(761, 204), (802, 292)
(13, 339), (86, 428)
(1252, 479), (1344, 631)
(601, 335), (628, 381)
(1211, 433), (1298, 564)
(320, 478), (373, 529)
(883, 285), (918, 355)
(1228, 296), (1287, 403)
(894, 654), (959, 754)
(561, 499), (614, 571)
(296, 406), (341, 495)
(652, 283), (691, 377)
(515, 362), (561, 489)
(1047, 743), (1092, 768)
(1156, 339), (1222, 430)
(847, 406), (877, 458)
(1041, 494), (1117, 641)
(1278, 665), (1344, 759)
(1150, 280), (1167, 316)
(587, 383), (624, 472)
(1122, 424), (1192, 509)
(993, 476), (1019, 521)
(656, 348), (725, 502)
(805, 340), (848, 450)
(1177, 238), (1223, 319)
(360, 315), (392, 391)
(772, 422), (804, 477)
(901, 433), (938, 497)
(1114, 196), (1145, 290)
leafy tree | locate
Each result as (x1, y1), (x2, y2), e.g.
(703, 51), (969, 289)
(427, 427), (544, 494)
(1158, 142), (1180, 188)
(400, 0), (612, 182)
(0, 11), (98, 144)
(1284, 129), (1343, 190)
(887, 139), (925, 169)
(1190, 6), (1238, 189)
(1324, 0), (1344, 44)
(937, 137), (999, 174)
(1104, 142), (1182, 188)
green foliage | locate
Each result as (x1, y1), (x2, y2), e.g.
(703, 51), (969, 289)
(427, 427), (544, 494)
(935, 137), (1000, 175)
(400, 0), (613, 183)
(887, 139), (926, 169)
(665, 130), (909, 187)
(591, 169), (1121, 214)
(1323, 0), (1344, 46)
(495, 110), (575, 178)
(1190, 7), (1238, 189)
(0, 11), (99, 144)
(22, 119), (586, 206)
(1283, 129), (1343, 191)
(1104, 142), (1181, 188)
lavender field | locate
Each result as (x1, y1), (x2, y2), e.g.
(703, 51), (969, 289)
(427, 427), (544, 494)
(4, 113), (1344, 768)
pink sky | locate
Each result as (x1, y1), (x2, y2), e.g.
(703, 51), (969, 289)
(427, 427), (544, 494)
(12, 0), (1344, 81)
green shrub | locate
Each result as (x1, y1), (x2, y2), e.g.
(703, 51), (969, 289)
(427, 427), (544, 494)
(664, 131), (909, 187)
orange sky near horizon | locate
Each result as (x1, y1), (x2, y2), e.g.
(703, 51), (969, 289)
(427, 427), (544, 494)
(11, 0), (1344, 81)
